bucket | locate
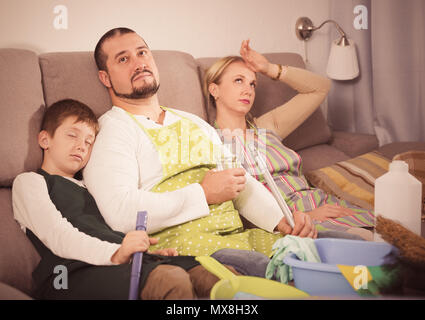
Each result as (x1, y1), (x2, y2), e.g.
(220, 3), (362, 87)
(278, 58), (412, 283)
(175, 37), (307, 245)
(282, 238), (397, 296)
(195, 256), (309, 300)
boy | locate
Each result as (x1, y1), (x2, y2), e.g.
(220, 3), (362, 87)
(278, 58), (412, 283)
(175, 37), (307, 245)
(12, 99), (235, 299)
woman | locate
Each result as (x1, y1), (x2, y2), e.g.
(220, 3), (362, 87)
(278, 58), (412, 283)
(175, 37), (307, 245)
(203, 40), (374, 238)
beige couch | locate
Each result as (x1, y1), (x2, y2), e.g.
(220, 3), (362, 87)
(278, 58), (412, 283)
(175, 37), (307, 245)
(1, 48), (424, 299)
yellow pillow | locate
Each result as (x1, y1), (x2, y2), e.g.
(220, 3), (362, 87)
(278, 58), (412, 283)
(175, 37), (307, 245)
(305, 151), (390, 210)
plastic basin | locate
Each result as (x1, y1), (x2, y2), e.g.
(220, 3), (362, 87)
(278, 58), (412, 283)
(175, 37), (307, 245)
(282, 238), (396, 297)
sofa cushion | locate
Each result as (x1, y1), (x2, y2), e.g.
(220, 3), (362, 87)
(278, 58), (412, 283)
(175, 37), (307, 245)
(0, 49), (44, 187)
(0, 188), (40, 296)
(197, 53), (332, 150)
(305, 151), (391, 210)
(39, 51), (111, 117)
(330, 131), (379, 158)
(297, 144), (350, 173)
(282, 110), (332, 151)
(152, 51), (207, 120)
(39, 50), (207, 120)
(377, 142), (425, 160)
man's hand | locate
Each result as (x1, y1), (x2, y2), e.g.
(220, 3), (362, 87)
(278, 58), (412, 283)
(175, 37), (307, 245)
(200, 168), (246, 204)
(111, 230), (158, 264)
(276, 211), (318, 238)
(307, 204), (354, 222)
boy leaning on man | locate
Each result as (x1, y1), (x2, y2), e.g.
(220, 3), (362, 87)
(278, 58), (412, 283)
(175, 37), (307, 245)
(12, 99), (238, 299)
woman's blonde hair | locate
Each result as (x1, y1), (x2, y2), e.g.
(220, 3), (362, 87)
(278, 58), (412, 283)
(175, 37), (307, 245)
(203, 56), (245, 109)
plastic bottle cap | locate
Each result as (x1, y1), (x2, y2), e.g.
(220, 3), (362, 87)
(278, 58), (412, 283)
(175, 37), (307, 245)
(389, 160), (408, 172)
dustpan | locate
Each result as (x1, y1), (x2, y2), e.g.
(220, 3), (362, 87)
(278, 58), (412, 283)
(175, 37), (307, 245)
(195, 256), (309, 300)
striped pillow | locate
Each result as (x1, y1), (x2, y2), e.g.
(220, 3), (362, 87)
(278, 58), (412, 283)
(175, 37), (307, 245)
(305, 151), (390, 210)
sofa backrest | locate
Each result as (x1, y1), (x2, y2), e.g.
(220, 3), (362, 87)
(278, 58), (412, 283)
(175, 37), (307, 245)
(0, 49), (42, 295)
(196, 53), (332, 151)
(0, 47), (332, 296)
(0, 49), (45, 187)
(39, 50), (207, 120)
(39, 49), (331, 150)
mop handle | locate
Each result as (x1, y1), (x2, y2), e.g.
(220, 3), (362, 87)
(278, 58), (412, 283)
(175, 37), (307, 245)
(128, 211), (148, 300)
(247, 143), (295, 228)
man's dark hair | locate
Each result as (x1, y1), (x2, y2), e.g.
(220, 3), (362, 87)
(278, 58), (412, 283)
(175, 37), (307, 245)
(94, 27), (136, 71)
(41, 99), (99, 137)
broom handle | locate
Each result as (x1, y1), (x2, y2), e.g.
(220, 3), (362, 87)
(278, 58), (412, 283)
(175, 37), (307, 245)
(247, 143), (295, 228)
(128, 211), (148, 300)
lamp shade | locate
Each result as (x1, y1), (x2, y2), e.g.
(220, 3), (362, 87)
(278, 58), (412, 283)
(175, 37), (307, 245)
(326, 39), (359, 80)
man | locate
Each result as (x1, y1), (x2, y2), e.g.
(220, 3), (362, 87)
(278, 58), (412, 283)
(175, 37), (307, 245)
(84, 27), (316, 276)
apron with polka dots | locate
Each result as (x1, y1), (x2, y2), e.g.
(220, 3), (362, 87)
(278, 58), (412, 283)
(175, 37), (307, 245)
(127, 107), (281, 257)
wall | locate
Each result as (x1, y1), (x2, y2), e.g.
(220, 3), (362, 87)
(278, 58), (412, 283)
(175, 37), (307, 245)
(0, 0), (334, 67)
(0, 0), (337, 111)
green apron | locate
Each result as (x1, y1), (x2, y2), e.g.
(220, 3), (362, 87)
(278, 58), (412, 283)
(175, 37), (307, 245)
(127, 107), (282, 257)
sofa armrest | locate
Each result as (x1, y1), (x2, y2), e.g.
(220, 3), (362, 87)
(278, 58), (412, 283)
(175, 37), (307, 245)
(329, 131), (379, 158)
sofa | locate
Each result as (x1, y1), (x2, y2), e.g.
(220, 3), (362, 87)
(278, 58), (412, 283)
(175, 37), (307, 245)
(1, 48), (424, 300)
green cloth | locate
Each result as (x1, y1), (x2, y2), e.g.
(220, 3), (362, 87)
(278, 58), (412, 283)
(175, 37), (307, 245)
(265, 235), (321, 284)
(356, 265), (401, 297)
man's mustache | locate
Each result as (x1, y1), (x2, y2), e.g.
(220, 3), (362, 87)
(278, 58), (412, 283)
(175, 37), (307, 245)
(131, 69), (153, 82)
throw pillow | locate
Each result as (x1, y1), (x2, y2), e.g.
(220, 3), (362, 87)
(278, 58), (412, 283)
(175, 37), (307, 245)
(305, 151), (391, 210)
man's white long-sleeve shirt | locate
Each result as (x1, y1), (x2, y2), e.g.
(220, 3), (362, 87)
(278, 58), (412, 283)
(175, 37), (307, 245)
(83, 106), (283, 235)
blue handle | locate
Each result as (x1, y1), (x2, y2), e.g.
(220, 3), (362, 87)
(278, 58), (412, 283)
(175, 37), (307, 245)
(128, 211), (148, 300)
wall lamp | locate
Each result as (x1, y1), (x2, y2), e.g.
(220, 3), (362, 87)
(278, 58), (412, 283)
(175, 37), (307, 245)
(295, 17), (359, 80)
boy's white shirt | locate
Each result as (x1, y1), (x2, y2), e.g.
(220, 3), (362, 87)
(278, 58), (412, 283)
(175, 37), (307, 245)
(12, 172), (120, 266)
(83, 106), (283, 235)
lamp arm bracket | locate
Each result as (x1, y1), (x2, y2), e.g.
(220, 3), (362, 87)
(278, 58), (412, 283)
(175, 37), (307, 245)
(312, 19), (347, 38)
(296, 17), (350, 44)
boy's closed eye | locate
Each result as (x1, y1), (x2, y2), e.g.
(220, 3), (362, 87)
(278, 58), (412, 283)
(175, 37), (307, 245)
(66, 127), (95, 143)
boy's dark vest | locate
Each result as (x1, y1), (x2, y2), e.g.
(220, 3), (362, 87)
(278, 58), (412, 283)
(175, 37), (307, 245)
(27, 169), (198, 298)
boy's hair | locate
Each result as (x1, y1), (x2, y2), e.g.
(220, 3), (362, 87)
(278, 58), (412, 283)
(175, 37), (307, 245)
(41, 99), (99, 137)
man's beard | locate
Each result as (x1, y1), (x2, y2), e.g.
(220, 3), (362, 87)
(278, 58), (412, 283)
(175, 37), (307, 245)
(110, 72), (160, 100)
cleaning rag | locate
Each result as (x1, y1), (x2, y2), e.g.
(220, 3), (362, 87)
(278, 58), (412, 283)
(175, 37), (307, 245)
(265, 235), (321, 284)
